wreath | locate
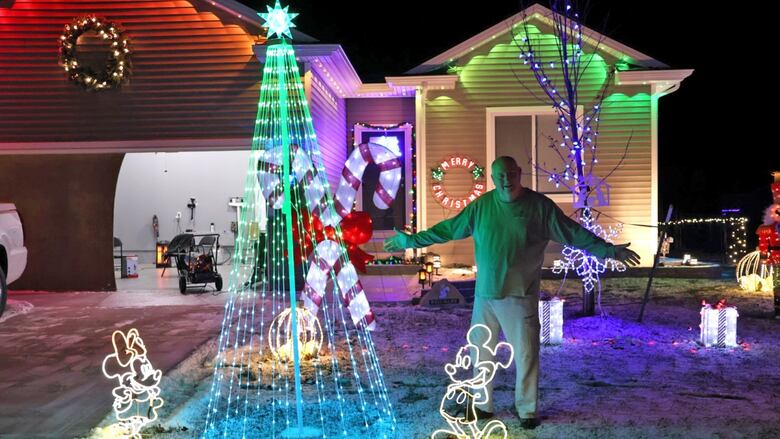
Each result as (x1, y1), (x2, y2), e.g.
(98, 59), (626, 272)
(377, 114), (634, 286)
(59, 16), (131, 91)
(430, 155), (486, 210)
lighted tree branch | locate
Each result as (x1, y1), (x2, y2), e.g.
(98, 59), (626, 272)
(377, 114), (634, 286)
(511, 0), (631, 315)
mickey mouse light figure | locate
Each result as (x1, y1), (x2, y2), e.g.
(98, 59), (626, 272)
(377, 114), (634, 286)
(432, 324), (513, 439)
(101, 328), (164, 438)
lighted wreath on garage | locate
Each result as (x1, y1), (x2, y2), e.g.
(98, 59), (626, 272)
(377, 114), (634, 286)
(58, 16), (131, 91)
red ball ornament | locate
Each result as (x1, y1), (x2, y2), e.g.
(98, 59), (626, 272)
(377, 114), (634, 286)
(341, 211), (373, 245)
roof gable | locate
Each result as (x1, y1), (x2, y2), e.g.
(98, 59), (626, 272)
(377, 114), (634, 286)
(407, 3), (667, 75)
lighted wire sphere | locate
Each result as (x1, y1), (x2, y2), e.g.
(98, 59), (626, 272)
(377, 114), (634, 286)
(736, 250), (773, 293)
(268, 306), (323, 362)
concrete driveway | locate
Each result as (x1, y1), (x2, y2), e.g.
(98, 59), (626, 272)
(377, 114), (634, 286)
(0, 289), (228, 438)
(0, 262), (428, 438)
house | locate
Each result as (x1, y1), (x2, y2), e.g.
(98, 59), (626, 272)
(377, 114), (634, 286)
(0, 1), (691, 290)
(337, 4), (693, 268)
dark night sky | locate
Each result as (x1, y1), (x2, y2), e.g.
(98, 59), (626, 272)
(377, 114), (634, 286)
(239, 1), (777, 230)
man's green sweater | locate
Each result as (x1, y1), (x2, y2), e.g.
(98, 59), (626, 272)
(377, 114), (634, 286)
(408, 189), (615, 299)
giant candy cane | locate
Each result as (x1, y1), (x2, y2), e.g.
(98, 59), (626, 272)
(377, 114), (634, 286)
(257, 142), (401, 226)
(256, 144), (384, 329)
(334, 142), (402, 218)
(302, 240), (376, 330)
(256, 144), (341, 227)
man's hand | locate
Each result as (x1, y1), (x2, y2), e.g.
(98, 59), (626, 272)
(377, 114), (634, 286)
(383, 228), (412, 252)
(614, 243), (640, 266)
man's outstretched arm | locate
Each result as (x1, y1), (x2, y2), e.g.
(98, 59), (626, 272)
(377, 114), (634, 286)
(384, 205), (474, 251)
(613, 243), (641, 266)
(546, 202), (640, 266)
(383, 228), (413, 252)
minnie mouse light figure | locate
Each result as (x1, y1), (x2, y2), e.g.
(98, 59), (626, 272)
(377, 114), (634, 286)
(101, 328), (164, 438)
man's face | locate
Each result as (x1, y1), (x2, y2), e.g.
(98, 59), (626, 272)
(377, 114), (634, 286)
(491, 159), (523, 202)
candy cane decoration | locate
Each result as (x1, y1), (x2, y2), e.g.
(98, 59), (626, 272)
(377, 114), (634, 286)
(257, 143), (385, 330)
(334, 142), (402, 218)
(257, 144), (340, 226)
(257, 142), (402, 223)
(256, 145), (285, 209)
(302, 240), (376, 330)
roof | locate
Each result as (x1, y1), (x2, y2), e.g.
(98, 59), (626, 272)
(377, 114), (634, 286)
(406, 3), (669, 75)
(0, 0), (279, 148)
(197, 0), (317, 42)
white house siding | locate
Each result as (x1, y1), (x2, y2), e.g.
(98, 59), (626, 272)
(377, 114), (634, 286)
(0, 0), (262, 148)
(347, 98), (416, 128)
(306, 70), (347, 193)
(423, 21), (654, 266)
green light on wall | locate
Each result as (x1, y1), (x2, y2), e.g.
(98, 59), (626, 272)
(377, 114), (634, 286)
(458, 24), (609, 95)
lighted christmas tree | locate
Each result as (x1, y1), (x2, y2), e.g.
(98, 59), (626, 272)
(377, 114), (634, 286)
(203, 3), (395, 437)
(513, 1), (629, 315)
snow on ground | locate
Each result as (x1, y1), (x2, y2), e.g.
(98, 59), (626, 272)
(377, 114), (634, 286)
(119, 278), (780, 438)
(0, 299), (33, 323)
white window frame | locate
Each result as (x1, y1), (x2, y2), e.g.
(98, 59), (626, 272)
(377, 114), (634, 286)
(486, 106), (583, 204)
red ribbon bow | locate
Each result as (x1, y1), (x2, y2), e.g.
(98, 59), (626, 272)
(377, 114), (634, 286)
(292, 211), (375, 273)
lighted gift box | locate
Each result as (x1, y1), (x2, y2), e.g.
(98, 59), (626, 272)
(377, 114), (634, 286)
(539, 297), (564, 345)
(699, 300), (739, 348)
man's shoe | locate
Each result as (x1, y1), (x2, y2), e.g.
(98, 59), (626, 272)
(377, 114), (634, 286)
(464, 407), (494, 421)
(519, 417), (540, 430)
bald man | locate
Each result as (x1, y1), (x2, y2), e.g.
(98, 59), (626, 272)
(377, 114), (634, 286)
(385, 156), (639, 429)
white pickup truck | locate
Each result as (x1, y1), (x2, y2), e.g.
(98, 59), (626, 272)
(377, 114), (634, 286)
(1, 203), (28, 317)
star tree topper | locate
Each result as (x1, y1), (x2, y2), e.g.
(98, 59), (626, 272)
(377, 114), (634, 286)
(259, 0), (298, 39)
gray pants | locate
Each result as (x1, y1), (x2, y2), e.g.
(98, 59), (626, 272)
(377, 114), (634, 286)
(471, 294), (540, 418)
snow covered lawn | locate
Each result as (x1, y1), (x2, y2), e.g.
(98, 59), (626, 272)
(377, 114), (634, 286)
(98, 278), (780, 439)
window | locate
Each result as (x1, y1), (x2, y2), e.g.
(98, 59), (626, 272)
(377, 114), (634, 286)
(487, 107), (578, 197)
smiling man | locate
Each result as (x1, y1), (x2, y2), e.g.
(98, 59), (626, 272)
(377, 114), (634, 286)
(384, 156), (639, 429)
